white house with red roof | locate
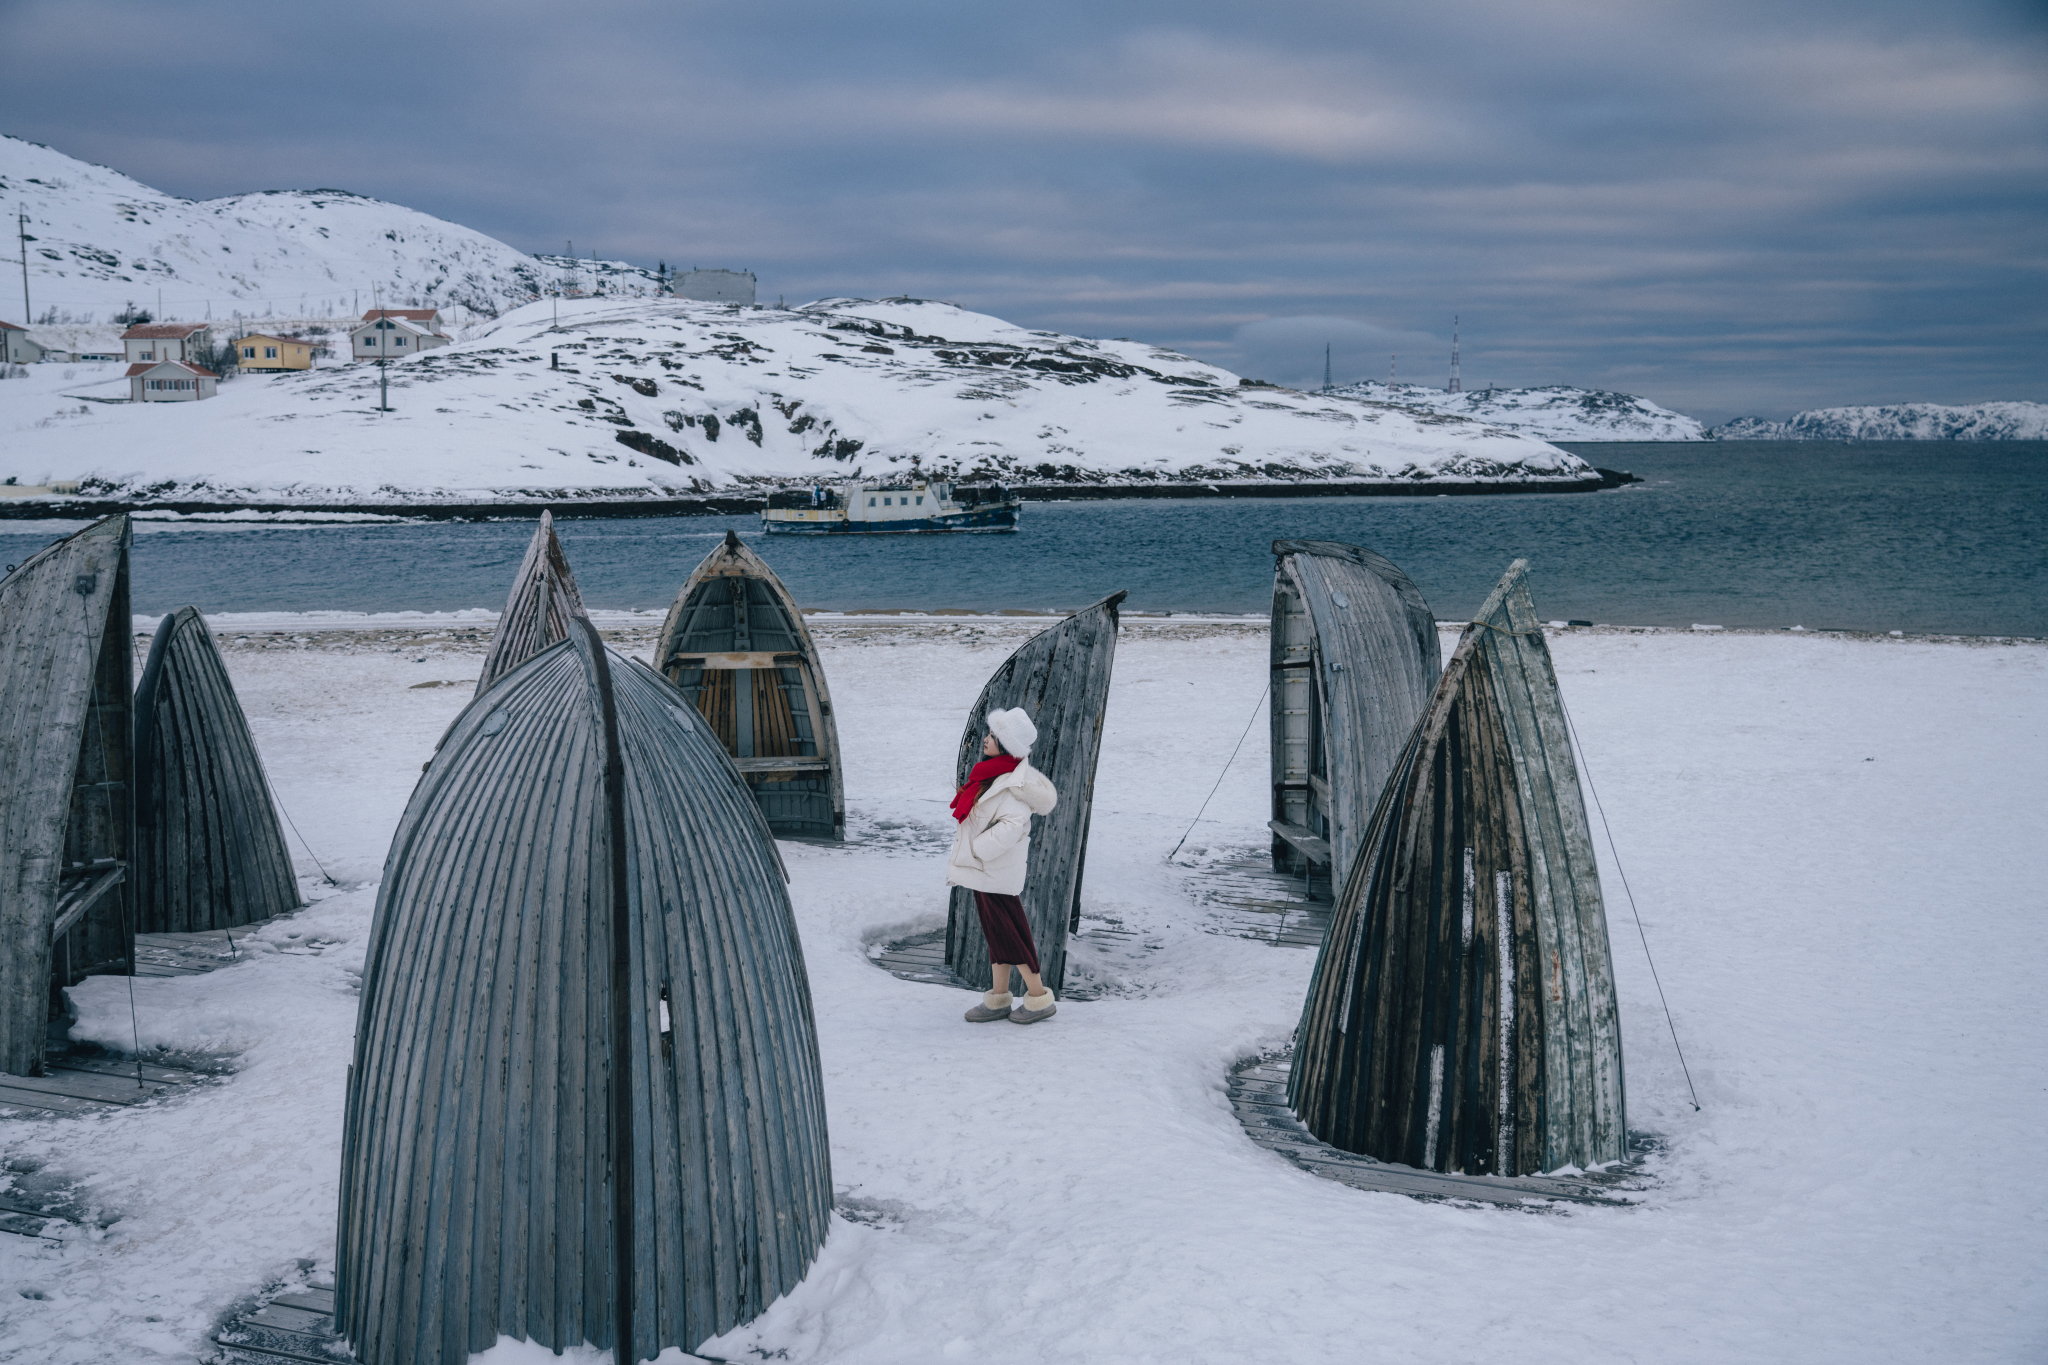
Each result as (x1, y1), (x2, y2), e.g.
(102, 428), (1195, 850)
(127, 359), (219, 402)
(122, 322), (213, 365)
(350, 307), (451, 361)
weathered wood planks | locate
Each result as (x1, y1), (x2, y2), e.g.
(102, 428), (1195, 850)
(475, 510), (588, 697)
(1289, 559), (1626, 1177)
(0, 515), (135, 1077)
(133, 606), (301, 934)
(1269, 540), (1440, 885)
(654, 530), (844, 839)
(944, 591), (1125, 993)
(336, 623), (831, 1365)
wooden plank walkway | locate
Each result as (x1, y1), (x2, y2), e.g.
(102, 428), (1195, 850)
(1187, 853), (1335, 949)
(1229, 1052), (1643, 1207)
(212, 1282), (356, 1364)
(0, 928), (238, 1125)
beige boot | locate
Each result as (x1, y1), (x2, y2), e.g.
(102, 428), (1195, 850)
(964, 990), (1013, 1023)
(1009, 990), (1057, 1024)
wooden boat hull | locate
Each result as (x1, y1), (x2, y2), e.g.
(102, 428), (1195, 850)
(1269, 540), (1441, 885)
(944, 592), (1125, 993)
(655, 531), (844, 840)
(0, 515), (134, 1077)
(475, 509), (587, 697)
(133, 606), (301, 934)
(336, 623), (831, 1365)
(1289, 559), (1626, 1176)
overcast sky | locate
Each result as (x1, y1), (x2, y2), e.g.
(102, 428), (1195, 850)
(3, 0), (2043, 420)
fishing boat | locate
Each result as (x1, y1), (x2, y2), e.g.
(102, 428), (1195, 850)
(1269, 539), (1442, 891)
(0, 515), (134, 1077)
(133, 606), (300, 933)
(336, 621), (832, 1365)
(654, 531), (845, 840)
(474, 509), (587, 697)
(760, 477), (1020, 533)
(1288, 559), (1626, 1177)
(944, 592), (1125, 993)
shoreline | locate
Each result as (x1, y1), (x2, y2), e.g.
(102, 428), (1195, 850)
(141, 612), (2044, 651)
(0, 468), (1639, 522)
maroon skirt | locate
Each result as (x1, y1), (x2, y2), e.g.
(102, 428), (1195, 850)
(971, 891), (1040, 972)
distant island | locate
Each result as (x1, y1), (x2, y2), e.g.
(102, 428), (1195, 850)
(1711, 401), (2048, 441)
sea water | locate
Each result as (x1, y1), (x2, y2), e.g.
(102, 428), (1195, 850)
(2, 441), (2041, 634)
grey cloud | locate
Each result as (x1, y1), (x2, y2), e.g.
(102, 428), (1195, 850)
(1, 0), (2042, 421)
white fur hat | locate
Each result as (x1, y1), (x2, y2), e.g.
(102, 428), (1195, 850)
(986, 706), (1038, 758)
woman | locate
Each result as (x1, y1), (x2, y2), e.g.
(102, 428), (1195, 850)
(945, 706), (1060, 1024)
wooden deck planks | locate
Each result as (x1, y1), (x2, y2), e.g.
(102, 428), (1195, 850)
(0, 515), (135, 1077)
(336, 626), (830, 1365)
(943, 591), (1125, 994)
(1288, 560), (1627, 1177)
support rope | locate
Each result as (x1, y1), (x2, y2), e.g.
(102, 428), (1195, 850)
(1557, 692), (1701, 1112)
(268, 776), (339, 886)
(1168, 683), (1268, 862)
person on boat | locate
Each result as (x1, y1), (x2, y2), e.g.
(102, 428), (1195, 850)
(946, 706), (1060, 1025)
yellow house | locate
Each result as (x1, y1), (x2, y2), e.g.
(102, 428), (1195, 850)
(235, 333), (318, 372)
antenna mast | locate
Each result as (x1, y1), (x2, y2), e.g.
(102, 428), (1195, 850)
(1389, 353), (1396, 386)
(1321, 343), (1333, 394)
(1448, 315), (1461, 392)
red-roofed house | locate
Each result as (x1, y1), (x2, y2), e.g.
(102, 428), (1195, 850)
(128, 359), (218, 402)
(122, 322), (213, 365)
(351, 308), (450, 360)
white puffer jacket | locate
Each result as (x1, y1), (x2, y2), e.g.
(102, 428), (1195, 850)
(945, 762), (1059, 895)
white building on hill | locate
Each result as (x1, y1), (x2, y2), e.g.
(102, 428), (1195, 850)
(1, 321), (46, 364)
(673, 269), (756, 304)
(351, 308), (450, 360)
(122, 322), (213, 364)
(127, 359), (218, 401)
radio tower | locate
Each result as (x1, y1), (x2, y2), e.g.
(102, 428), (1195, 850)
(1321, 343), (1333, 394)
(1448, 315), (1462, 392)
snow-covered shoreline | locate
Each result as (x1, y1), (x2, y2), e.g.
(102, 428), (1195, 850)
(1, 620), (2042, 1365)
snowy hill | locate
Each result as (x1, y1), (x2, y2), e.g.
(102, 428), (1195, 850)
(0, 296), (1594, 505)
(1711, 402), (2048, 441)
(0, 134), (660, 325)
(1330, 381), (1705, 441)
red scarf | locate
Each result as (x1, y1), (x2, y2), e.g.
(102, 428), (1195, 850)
(951, 755), (1020, 822)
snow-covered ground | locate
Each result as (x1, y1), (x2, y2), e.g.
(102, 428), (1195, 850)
(1, 135), (660, 323)
(1712, 402), (2048, 441)
(1331, 381), (1706, 441)
(0, 297), (1591, 502)
(0, 618), (2040, 1364)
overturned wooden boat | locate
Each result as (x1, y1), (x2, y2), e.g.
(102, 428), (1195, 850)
(944, 592), (1125, 993)
(133, 606), (301, 934)
(0, 515), (135, 1077)
(654, 530), (843, 840)
(337, 622), (831, 1365)
(1289, 559), (1625, 1177)
(1269, 539), (1441, 887)
(475, 509), (587, 697)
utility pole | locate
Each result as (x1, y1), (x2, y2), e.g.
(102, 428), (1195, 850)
(16, 211), (30, 329)
(373, 286), (392, 412)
